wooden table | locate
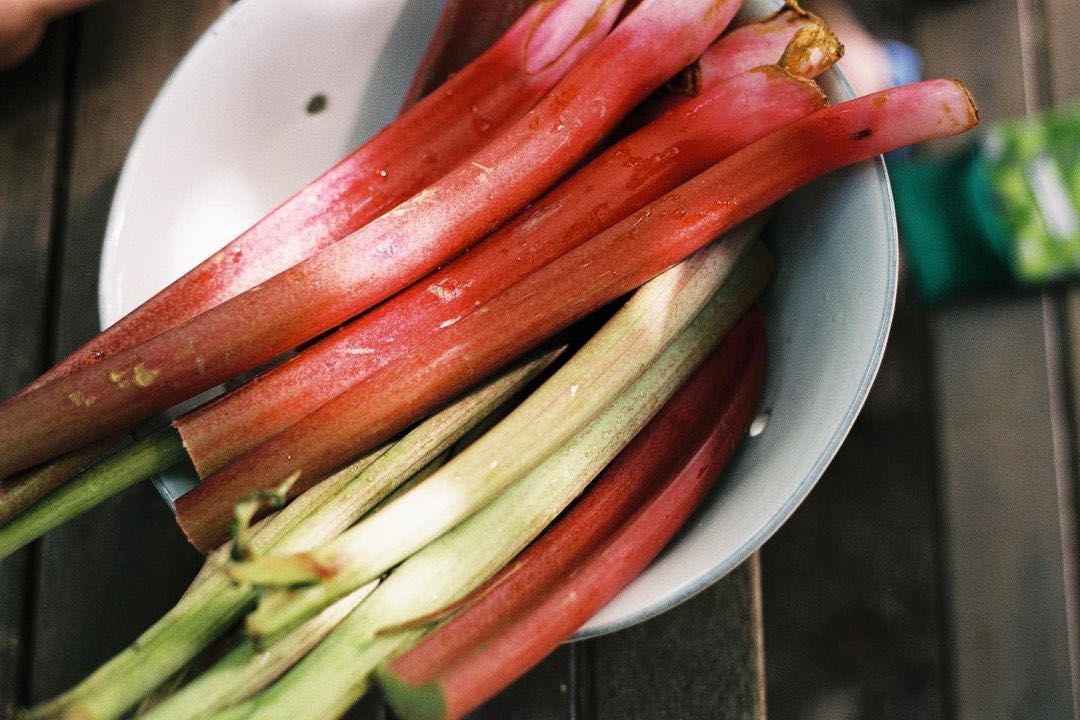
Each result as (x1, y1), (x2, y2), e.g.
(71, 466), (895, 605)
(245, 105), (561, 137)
(4, 1), (1080, 719)
(0, 3), (763, 718)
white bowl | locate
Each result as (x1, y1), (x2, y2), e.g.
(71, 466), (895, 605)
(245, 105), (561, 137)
(100, 0), (896, 637)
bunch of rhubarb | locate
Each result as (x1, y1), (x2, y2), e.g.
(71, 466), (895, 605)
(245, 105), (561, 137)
(1, 0), (981, 717)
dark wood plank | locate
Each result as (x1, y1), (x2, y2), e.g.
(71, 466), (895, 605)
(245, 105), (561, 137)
(761, 286), (948, 719)
(1044, 0), (1080, 106)
(1049, 0), (1080, 706)
(1044, 0), (1080, 714)
(928, 299), (1076, 719)
(26, 0), (228, 703)
(0, 21), (69, 720)
(468, 647), (574, 719)
(759, 2), (952, 716)
(587, 556), (764, 720)
(911, 1), (1080, 717)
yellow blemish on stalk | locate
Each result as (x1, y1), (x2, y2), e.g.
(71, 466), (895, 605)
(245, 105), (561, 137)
(109, 369), (131, 389)
(175, 337), (196, 361)
(66, 391), (96, 407)
(211, 251), (226, 265)
(132, 364), (161, 388)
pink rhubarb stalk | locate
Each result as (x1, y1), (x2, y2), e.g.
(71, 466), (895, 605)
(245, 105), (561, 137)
(175, 79), (977, 551)
(380, 309), (766, 720)
(0, 0), (622, 504)
(400, 0), (539, 111)
(174, 63), (828, 478)
(0, 0), (740, 479)
(626, 2), (837, 126)
(24, 0), (620, 397)
(382, 306), (760, 693)
(700, 2), (837, 88)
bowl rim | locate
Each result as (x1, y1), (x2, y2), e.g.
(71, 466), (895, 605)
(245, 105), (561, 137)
(98, 0), (899, 639)
(575, 145), (898, 638)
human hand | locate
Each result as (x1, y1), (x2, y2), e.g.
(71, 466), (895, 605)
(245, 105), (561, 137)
(0, 0), (100, 69)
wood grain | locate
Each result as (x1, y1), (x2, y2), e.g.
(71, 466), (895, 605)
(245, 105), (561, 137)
(762, 288), (948, 719)
(587, 557), (764, 720)
(468, 648), (575, 720)
(1044, 0), (1080, 105)
(912, 1), (1080, 717)
(0, 21), (68, 720)
(26, 0), (226, 703)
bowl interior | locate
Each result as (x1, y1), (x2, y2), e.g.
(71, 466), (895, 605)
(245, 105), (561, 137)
(99, 0), (896, 637)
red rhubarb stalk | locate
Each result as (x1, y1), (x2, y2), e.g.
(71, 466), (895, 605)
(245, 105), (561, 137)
(175, 79), (977, 551)
(174, 63), (828, 477)
(701, 2), (835, 86)
(22, 0), (619, 398)
(0, 0), (610, 510)
(380, 309), (766, 720)
(625, 2), (836, 127)
(400, 0), (554, 112)
(0, 0), (741, 479)
(383, 307), (759, 687)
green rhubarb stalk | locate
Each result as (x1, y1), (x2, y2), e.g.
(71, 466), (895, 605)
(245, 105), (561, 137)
(0, 427), (185, 560)
(25, 353), (555, 720)
(139, 582), (377, 720)
(183, 443), (390, 597)
(232, 222), (764, 643)
(203, 242), (772, 720)
(205, 635), (416, 720)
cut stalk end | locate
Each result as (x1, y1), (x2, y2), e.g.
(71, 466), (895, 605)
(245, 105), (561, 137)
(778, 16), (843, 79)
(228, 553), (329, 587)
(378, 670), (449, 720)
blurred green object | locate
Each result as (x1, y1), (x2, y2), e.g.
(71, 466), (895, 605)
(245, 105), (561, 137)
(891, 101), (1080, 302)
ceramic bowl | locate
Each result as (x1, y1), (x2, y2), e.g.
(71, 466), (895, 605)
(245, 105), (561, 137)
(99, 0), (896, 637)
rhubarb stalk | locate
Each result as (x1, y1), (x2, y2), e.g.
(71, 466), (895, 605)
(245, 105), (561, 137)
(0, 428), (185, 560)
(174, 59), (828, 479)
(22, 354), (555, 720)
(202, 252), (768, 720)
(400, 0), (543, 111)
(633, 1), (837, 123)
(138, 582), (377, 720)
(383, 307), (761, 693)
(0, 0), (740, 478)
(179, 79), (976, 552)
(381, 311), (767, 720)
(0, 0), (615, 510)
(22, 0), (617, 397)
(0, 438), (115, 526)
(232, 236), (769, 640)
